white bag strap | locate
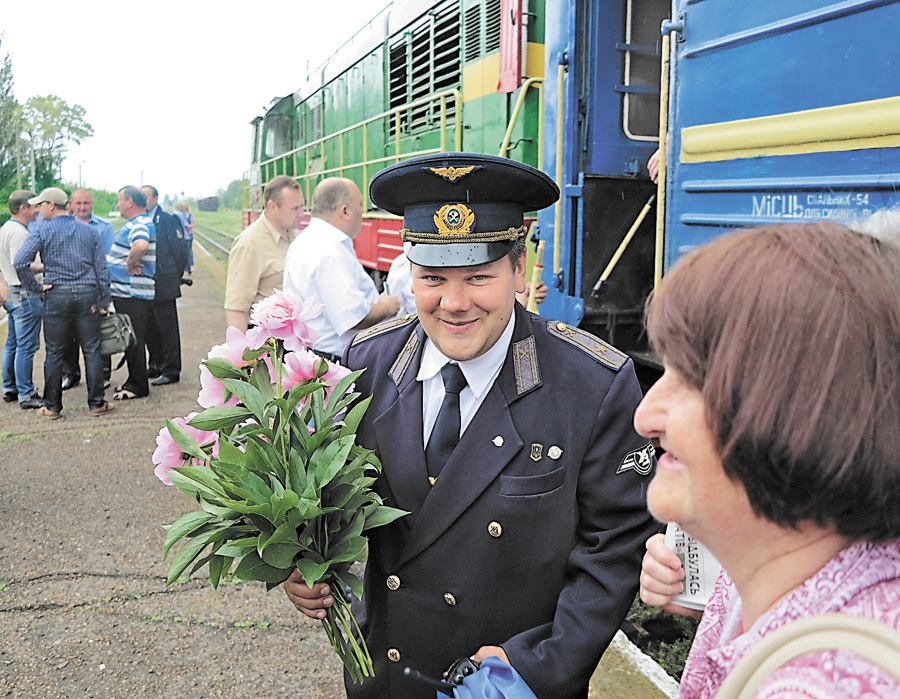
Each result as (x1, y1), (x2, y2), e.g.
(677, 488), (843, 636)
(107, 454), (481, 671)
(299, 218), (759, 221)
(717, 613), (900, 699)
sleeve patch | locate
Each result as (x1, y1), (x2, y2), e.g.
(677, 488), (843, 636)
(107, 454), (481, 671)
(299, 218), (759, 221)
(617, 443), (655, 476)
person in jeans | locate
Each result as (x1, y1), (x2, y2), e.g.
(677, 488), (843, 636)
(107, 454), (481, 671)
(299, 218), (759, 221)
(14, 187), (114, 419)
(0, 189), (43, 408)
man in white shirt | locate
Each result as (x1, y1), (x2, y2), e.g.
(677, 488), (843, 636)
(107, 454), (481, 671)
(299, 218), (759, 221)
(283, 178), (399, 359)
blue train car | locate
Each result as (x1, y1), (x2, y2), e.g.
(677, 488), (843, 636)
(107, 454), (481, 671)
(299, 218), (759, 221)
(539, 0), (900, 370)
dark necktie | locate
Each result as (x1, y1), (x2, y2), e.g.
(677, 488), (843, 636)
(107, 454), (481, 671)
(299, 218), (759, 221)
(425, 363), (467, 483)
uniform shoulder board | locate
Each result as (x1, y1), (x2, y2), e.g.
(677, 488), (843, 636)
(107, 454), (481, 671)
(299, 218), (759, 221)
(351, 314), (417, 347)
(547, 320), (628, 371)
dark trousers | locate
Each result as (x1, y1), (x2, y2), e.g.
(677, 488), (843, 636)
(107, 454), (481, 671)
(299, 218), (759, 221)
(147, 298), (181, 379)
(61, 338), (111, 382)
(113, 296), (153, 397)
(43, 286), (105, 412)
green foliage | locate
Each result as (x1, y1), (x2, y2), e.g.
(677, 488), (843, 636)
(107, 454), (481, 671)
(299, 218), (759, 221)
(219, 179), (243, 211)
(161, 342), (407, 683)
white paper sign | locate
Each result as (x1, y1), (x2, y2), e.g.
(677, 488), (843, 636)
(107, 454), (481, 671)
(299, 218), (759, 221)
(664, 522), (722, 611)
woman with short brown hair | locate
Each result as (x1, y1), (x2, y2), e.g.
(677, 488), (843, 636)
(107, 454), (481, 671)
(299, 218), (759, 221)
(637, 222), (900, 697)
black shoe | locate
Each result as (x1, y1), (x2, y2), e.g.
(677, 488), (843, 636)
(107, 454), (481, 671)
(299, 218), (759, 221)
(151, 375), (179, 386)
(103, 379), (111, 389)
(61, 375), (80, 391)
(147, 369), (162, 379)
(20, 396), (44, 410)
(3, 392), (16, 403)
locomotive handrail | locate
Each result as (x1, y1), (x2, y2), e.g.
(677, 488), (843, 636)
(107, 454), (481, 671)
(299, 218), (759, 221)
(498, 78), (544, 167)
(255, 88), (463, 209)
(654, 32), (672, 291)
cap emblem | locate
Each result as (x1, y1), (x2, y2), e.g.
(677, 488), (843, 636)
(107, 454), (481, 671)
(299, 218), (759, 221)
(428, 165), (476, 182)
(434, 203), (476, 236)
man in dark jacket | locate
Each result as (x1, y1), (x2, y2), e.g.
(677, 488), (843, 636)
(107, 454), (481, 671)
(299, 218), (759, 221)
(284, 154), (658, 698)
(142, 186), (188, 385)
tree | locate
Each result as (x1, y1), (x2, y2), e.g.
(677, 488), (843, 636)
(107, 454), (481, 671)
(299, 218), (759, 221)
(0, 35), (22, 192)
(22, 94), (93, 188)
(219, 179), (244, 210)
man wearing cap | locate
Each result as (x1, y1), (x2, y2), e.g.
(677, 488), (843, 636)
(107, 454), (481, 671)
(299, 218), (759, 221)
(284, 154), (658, 698)
(1, 189), (43, 408)
(282, 177), (399, 361)
(14, 187), (114, 418)
(108, 186), (156, 400)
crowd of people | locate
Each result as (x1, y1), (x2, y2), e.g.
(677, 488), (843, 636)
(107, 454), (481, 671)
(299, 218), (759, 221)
(5, 155), (900, 698)
(0, 185), (193, 417)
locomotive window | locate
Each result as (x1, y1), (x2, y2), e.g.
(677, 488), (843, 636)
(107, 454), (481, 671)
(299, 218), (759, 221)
(622, 0), (669, 141)
(264, 114), (292, 159)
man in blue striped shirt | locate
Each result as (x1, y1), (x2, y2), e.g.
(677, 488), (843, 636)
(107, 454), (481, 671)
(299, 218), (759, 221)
(107, 186), (156, 400)
(14, 187), (114, 419)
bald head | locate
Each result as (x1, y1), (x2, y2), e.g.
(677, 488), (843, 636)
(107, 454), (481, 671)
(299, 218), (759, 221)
(71, 188), (94, 223)
(310, 178), (365, 238)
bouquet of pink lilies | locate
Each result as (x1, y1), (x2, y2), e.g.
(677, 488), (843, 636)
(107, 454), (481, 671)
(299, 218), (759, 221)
(152, 289), (406, 683)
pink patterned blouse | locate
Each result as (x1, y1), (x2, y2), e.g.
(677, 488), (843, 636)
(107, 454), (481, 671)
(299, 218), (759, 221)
(678, 539), (900, 698)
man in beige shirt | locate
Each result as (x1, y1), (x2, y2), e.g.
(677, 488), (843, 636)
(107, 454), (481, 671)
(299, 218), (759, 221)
(224, 176), (305, 330)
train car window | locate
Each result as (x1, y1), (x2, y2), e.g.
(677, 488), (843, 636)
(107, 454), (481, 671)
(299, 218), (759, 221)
(622, 0), (669, 141)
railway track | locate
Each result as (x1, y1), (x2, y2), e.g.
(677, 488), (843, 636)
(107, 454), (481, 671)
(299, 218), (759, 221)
(192, 221), (235, 263)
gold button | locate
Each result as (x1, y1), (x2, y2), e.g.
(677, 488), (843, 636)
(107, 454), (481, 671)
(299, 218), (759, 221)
(556, 321), (566, 331)
(386, 575), (400, 591)
(387, 648), (401, 662)
(444, 592), (457, 606)
(488, 521), (503, 538)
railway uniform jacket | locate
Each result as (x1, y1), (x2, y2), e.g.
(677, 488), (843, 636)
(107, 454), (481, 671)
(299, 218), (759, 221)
(343, 303), (658, 699)
(149, 207), (188, 302)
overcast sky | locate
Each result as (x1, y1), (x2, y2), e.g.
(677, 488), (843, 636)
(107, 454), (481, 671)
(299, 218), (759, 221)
(1, 1), (386, 203)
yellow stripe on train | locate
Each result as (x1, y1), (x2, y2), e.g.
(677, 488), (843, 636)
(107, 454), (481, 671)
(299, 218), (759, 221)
(681, 95), (900, 163)
(462, 42), (545, 103)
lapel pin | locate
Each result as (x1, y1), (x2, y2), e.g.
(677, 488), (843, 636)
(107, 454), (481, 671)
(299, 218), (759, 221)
(530, 443), (543, 461)
(548, 446), (563, 460)
(492, 436), (504, 447)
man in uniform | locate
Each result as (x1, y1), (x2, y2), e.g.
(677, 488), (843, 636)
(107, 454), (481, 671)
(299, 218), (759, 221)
(225, 175), (305, 331)
(284, 154), (658, 698)
(142, 185), (188, 386)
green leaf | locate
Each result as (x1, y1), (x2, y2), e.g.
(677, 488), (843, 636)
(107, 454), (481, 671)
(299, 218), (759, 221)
(311, 436), (354, 491)
(258, 522), (302, 569)
(363, 505), (410, 530)
(188, 407), (254, 431)
(287, 448), (308, 493)
(221, 378), (267, 421)
(241, 346), (268, 362)
(327, 535), (367, 563)
(250, 356), (276, 403)
(295, 556), (331, 587)
(216, 439), (246, 467)
(324, 369), (365, 416)
(165, 418), (207, 462)
(168, 466), (227, 500)
(232, 550), (292, 584)
(271, 489), (300, 524)
(334, 571), (364, 600)
(162, 510), (216, 558)
(339, 395), (372, 438)
(202, 356), (247, 381)
(209, 554), (232, 588)
(216, 536), (259, 558)
(167, 535), (212, 585)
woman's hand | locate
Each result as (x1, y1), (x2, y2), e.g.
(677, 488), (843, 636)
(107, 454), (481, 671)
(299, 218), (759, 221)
(283, 569), (334, 620)
(640, 533), (702, 618)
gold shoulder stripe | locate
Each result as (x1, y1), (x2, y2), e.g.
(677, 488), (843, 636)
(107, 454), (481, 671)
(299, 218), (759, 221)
(513, 335), (541, 395)
(351, 314), (417, 347)
(389, 329), (420, 386)
(547, 321), (628, 371)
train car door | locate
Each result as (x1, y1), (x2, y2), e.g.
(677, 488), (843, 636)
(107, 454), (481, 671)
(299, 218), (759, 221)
(662, 0), (900, 272)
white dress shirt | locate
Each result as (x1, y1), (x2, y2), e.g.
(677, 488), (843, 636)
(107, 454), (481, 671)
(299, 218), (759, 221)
(417, 312), (516, 448)
(283, 217), (379, 355)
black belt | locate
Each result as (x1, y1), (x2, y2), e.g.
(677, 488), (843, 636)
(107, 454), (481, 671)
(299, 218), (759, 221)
(49, 285), (95, 292)
(313, 349), (342, 363)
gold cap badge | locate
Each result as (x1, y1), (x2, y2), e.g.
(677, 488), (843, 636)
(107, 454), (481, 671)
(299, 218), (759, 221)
(434, 203), (476, 236)
(429, 165), (475, 182)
